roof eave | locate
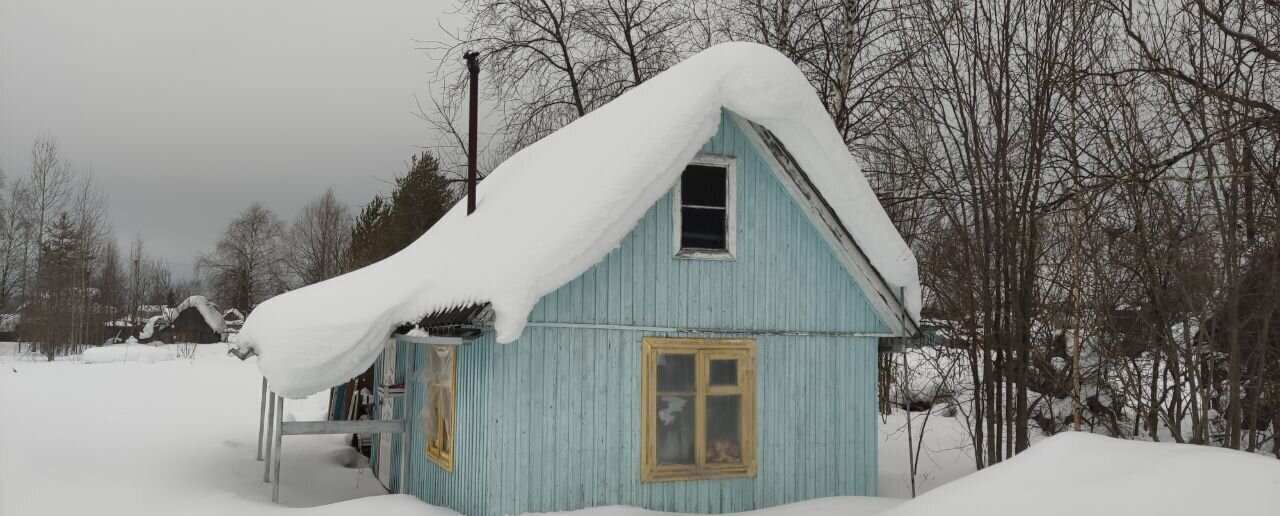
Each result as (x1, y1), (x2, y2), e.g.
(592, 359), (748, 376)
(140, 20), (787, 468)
(731, 112), (919, 337)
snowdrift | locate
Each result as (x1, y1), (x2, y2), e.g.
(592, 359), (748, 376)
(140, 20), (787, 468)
(239, 42), (921, 398)
(881, 432), (1280, 516)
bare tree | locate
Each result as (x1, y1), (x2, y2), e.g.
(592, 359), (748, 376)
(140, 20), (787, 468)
(24, 137), (75, 266)
(198, 203), (286, 312)
(284, 189), (353, 286)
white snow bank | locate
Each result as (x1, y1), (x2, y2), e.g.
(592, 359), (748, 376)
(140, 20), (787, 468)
(239, 42), (921, 398)
(176, 294), (227, 333)
(881, 432), (1280, 516)
(0, 343), (405, 516)
(293, 495), (460, 516)
(523, 497), (903, 516)
(82, 343), (177, 364)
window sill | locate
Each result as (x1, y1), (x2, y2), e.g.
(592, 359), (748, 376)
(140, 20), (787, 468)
(674, 249), (735, 261)
(642, 464), (755, 483)
(426, 450), (454, 473)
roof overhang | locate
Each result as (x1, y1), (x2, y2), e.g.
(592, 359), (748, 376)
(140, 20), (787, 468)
(392, 303), (491, 344)
(731, 112), (919, 337)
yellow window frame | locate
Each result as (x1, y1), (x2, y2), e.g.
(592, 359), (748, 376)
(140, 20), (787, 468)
(424, 345), (457, 472)
(641, 337), (757, 482)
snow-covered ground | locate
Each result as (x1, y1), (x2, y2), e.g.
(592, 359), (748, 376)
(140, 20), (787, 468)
(3, 342), (1276, 516)
(0, 342), (451, 516)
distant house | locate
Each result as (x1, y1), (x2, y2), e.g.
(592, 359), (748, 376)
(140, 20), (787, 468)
(137, 314), (172, 343)
(157, 296), (226, 344)
(0, 312), (20, 341)
(237, 44), (921, 515)
(223, 308), (245, 328)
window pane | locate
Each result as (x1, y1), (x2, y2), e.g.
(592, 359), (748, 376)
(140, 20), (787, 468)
(680, 207), (727, 250)
(656, 354), (695, 392)
(681, 165), (727, 207)
(706, 395), (742, 465)
(656, 395), (696, 465)
(709, 359), (737, 386)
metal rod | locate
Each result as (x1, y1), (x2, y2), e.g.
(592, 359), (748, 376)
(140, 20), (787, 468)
(256, 377), (268, 461)
(271, 396), (284, 502)
(464, 51), (480, 215)
(263, 391), (275, 482)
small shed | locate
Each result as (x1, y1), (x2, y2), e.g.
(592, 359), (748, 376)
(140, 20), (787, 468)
(159, 296), (226, 344)
(223, 308), (245, 328)
(236, 43), (920, 515)
(0, 312), (20, 341)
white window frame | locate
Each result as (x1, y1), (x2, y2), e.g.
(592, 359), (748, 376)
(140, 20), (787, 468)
(672, 154), (737, 260)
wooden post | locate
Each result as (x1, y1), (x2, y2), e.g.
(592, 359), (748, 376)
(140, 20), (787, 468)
(272, 396), (285, 502)
(399, 349), (415, 495)
(263, 391), (276, 482)
(257, 377), (268, 461)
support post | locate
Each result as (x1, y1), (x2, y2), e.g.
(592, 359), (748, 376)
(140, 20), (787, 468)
(263, 391), (275, 482)
(256, 377), (268, 461)
(271, 396), (284, 502)
(399, 352), (415, 494)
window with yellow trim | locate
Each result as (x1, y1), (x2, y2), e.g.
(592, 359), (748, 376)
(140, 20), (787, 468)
(423, 345), (456, 471)
(642, 337), (756, 482)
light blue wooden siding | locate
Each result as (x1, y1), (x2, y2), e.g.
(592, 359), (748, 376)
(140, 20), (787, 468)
(527, 110), (889, 335)
(376, 110), (886, 514)
(394, 329), (878, 515)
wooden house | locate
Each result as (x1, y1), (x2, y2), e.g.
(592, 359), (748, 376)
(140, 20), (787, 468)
(155, 296), (225, 344)
(238, 43), (920, 515)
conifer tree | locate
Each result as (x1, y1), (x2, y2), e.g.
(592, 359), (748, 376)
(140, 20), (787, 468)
(347, 152), (458, 269)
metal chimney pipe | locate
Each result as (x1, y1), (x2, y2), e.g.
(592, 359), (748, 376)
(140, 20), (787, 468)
(464, 51), (480, 215)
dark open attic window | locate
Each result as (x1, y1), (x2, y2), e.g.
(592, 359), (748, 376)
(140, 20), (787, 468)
(675, 156), (735, 259)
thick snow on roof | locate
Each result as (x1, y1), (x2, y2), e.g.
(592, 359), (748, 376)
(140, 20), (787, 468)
(175, 295), (226, 333)
(139, 315), (169, 340)
(881, 432), (1280, 516)
(239, 42), (921, 398)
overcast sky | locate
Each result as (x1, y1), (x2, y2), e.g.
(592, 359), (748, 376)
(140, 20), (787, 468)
(0, 0), (456, 277)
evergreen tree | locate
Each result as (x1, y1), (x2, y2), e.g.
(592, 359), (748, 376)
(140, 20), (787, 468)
(347, 152), (458, 269)
(28, 212), (88, 359)
(348, 195), (391, 270)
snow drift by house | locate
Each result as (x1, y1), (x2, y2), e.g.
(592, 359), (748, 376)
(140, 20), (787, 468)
(880, 432), (1280, 516)
(238, 42), (922, 399)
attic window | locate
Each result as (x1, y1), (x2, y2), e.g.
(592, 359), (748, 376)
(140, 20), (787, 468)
(674, 156), (736, 259)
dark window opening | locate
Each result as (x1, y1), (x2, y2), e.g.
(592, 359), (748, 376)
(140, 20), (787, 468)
(679, 164), (729, 252)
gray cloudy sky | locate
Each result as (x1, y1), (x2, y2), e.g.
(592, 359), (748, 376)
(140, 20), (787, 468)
(0, 0), (455, 276)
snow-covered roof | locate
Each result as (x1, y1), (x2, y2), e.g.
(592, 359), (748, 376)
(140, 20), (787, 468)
(139, 315), (169, 340)
(175, 295), (226, 333)
(223, 308), (245, 323)
(239, 42), (921, 398)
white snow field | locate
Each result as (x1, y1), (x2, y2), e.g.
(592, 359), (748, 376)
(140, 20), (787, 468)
(0, 343), (454, 516)
(4, 342), (1278, 516)
(81, 343), (178, 364)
